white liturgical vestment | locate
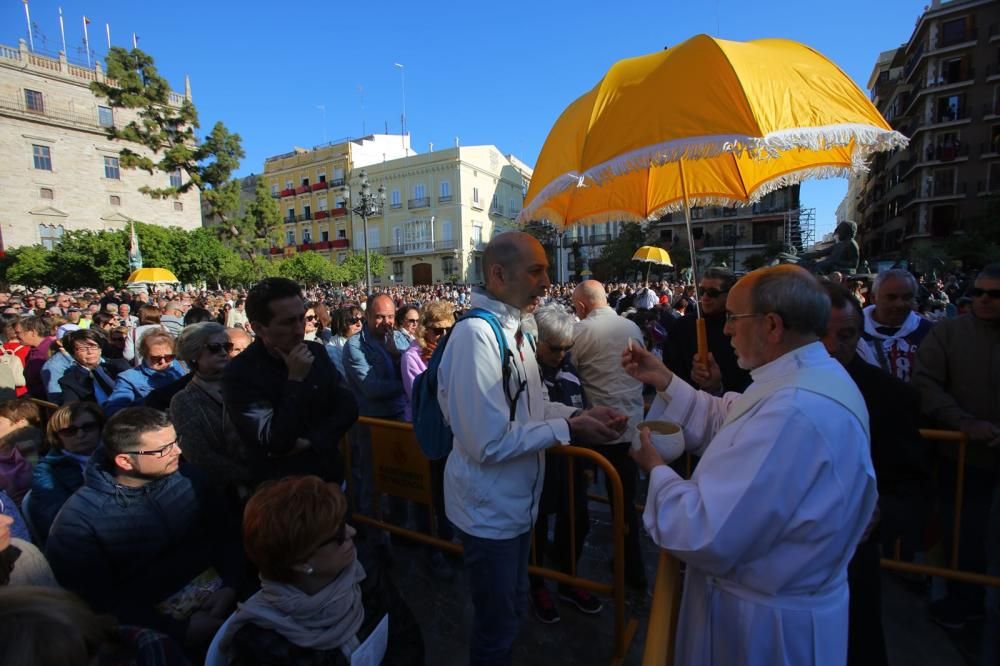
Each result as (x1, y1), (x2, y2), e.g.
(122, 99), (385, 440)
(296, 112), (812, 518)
(644, 342), (877, 666)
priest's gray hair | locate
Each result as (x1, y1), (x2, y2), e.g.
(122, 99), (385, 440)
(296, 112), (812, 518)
(872, 268), (917, 297)
(176, 321), (227, 368)
(748, 265), (830, 337)
(532, 303), (575, 346)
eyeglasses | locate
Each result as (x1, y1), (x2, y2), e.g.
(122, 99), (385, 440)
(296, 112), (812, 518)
(404, 318), (420, 326)
(305, 315), (317, 322)
(545, 342), (574, 353)
(147, 354), (176, 364)
(969, 287), (1000, 299)
(725, 312), (764, 323)
(204, 342), (234, 355)
(701, 288), (729, 298)
(347, 317), (363, 325)
(74, 344), (101, 353)
(126, 438), (179, 458)
(314, 522), (348, 551)
(58, 421), (100, 438)
(428, 326), (452, 336)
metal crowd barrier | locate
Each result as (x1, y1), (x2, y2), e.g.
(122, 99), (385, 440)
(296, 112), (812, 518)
(344, 416), (639, 665)
(880, 428), (1000, 587)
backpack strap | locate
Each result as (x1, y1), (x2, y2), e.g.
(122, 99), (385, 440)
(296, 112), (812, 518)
(461, 308), (524, 422)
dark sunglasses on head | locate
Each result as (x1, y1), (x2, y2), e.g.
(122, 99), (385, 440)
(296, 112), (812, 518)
(148, 354), (176, 364)
(204, 342), (234, 354)
(969, 287), (1000, 299)
(57, 421), (100, 438)
(701, 288), (729, 298)
(428, 326), (452, 336)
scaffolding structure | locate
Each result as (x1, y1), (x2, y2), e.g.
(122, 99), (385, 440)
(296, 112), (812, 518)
(784, 207), (816, 253)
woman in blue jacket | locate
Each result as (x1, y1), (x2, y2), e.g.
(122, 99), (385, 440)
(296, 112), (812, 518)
(105, 330), (185, 417)
(28, 402), (104, 547)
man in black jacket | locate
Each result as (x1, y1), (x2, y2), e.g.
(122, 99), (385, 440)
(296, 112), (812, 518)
(821, 282), (927, 666)
(663, 267), (751, 394)
(222, 278), (358, 485)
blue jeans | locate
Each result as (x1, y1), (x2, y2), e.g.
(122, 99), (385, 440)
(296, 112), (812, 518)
(459, 529), (532, 666)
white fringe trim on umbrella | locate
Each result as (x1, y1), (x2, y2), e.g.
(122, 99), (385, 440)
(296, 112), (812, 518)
(522, 163), (856, 228)
(518, 123), (908, 225)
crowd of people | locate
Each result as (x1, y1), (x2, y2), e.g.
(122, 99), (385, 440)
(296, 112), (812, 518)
(0, 239), (996, 666)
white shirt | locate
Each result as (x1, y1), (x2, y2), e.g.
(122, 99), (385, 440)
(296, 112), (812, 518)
(643, 342), (876, 666)
(439, 288), (575, 539)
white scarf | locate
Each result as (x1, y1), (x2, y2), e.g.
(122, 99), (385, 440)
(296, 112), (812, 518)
(220, 559), (366, 655)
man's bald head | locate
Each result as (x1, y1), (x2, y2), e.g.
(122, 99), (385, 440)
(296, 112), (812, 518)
(573, 280), (608, 319)
(482, 232), (551, 310)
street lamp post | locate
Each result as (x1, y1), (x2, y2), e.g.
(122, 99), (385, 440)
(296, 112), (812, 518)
(345, 170), (385, 294)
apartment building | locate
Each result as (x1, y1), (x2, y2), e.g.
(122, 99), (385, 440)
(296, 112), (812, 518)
(654, 185), (814, 271)
(0, 39), (202, 252)
(262, 134), (412, 260)
(855, 0), (1000, 261)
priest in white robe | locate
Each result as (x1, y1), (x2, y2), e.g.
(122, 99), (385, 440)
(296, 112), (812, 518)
(624, 265), (877, 666)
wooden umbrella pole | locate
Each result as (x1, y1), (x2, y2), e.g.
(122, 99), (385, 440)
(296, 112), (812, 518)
(678, 160), (708, 363)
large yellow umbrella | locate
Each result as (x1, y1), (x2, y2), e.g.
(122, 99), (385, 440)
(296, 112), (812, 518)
(126, 267), (179, 284)
(519, 34), (906, 357)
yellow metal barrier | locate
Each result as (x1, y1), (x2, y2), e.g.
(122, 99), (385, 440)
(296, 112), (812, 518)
(880, 428), (1000, 588)
(345, 416), (639, 665)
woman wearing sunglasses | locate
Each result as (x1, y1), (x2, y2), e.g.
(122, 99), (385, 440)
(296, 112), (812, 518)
(400, 301), (456, 580)
(326, 306), (364, 382)
(170, 323), (255, 505)
(221, 476), (423, 665)
(104, 331), (185, 417)
(26, 402), (104, 547)
(57, 329), (131, 407)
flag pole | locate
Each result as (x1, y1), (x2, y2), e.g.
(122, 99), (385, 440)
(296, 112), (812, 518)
(82, 16), (91, 67)
(106, 24), (111, 50)
(59, 7), (67, 55)
(23, 1), (34, 51)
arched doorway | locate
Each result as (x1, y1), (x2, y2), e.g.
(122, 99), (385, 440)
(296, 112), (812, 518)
(412, 262), (432, 286)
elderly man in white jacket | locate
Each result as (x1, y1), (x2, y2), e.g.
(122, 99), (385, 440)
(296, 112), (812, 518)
(623, 265), (877, 666)
(438, 231), (627, 666)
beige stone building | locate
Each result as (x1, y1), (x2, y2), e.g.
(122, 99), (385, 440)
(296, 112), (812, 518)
(357, 145), (531, 285)
(0, 40), (202, 253)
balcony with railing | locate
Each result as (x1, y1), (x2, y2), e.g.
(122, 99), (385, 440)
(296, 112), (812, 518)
(331, 178), (346, 187)
(490, 204), (505, 216)
(295, 185), (311, 195)
(438, 195), (453, 203)
(311, 181), (328, 192)
(314, 210), (329, 220)
(923, 141), (969, 162)
(296, 212), (312, 222)
(383, 239), (458, 255)
(330, 207), (348, 217)
(408, 197), (430, 209)
(0, 92), (115, 131)
(280, 188), (296, 198)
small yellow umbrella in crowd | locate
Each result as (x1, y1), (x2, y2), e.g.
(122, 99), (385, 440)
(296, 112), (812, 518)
(631, 245), (673, 283)
(126, 267), (179, 284)
(519, 34), (907, 360)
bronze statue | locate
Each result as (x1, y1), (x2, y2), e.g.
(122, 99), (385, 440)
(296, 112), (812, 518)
(800, 221), (860, 275)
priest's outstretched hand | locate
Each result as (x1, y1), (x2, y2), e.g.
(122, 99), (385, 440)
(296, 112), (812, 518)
(621, 340), (673, 392)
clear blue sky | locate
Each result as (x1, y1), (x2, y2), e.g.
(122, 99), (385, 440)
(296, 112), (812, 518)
(5, 0), (926, 238)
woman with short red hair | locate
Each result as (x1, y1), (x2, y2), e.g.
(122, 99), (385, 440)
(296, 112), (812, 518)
(221, 476), (424, 665)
